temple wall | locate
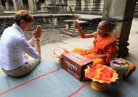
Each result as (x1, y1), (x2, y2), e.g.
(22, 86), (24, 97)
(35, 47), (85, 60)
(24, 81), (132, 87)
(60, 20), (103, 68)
(0, 15), (74, 34)
(0, 0), (104, 15)
(1, 0), (138, 17)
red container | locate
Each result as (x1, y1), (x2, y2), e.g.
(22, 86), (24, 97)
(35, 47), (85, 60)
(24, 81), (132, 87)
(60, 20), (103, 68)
(63, 52), (93, 81)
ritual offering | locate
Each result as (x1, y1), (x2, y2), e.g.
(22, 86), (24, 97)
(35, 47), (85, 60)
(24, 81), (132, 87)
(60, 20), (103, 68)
(85, 64), (118, 91)
(63, 52), (93, 81)
(52, 48), (68, 58)
(52, 48), (69, 64)
(110, 58), (130, 79)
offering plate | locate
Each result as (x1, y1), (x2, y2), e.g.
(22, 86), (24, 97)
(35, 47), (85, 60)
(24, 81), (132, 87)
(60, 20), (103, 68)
(85, 64), (118, 91)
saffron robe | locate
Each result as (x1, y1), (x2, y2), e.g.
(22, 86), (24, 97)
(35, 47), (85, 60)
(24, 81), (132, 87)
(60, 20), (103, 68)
(72, 33), (118, 65)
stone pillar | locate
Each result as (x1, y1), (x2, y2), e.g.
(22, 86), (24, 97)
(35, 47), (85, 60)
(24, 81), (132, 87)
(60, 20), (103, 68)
(5, 0), (11, 11)
(91, 0), (102, 14)
(13, 0), (20, 12)
(28, 0), (37, 12)
(56, 0), (62, 13)
(84, 0), (89, 12)
(64, 0), (67, 4)
(51, 0), (56, 5)
(103, 0), (137, 57)
(75, 0), (82, 12)
(63, 0), (68, 13)
(59, 0), (62, 3)
(134, 0), (138, 17)
(0, 0), (3, 12)
(34, 0), (39, 11)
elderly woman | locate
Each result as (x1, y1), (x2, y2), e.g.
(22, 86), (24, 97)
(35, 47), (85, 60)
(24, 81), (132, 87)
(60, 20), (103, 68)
(0, 10), (42, 77)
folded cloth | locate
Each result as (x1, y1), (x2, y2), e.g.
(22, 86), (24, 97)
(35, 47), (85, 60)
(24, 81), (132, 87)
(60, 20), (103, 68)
(121, 58), (136, 78)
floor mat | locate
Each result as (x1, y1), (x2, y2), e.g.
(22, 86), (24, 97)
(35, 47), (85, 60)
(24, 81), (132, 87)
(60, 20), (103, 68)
(0, 58), (137, 97)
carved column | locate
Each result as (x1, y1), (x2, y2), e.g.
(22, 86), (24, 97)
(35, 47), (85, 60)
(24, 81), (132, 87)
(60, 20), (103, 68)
(51, 0), (56, 5)
(64, 0), (67, 4)
(5, 0), (11, 11)
(103, 0), (137, 57)
(0, 0), (3, 12)
(28, 0), (33, 12)
(84, 0), (89, 12)
(134, 0), (138, 17)
(34, 0), (39, 11)
(63, 0), (68, 13)
(13, 0), (20, 12)
(91, 0), (101, 14)
(59, 0), (62, 3)
(75, 0), (82, 12)
(56, 0), (62, 13)
(28, 0), (37, 12)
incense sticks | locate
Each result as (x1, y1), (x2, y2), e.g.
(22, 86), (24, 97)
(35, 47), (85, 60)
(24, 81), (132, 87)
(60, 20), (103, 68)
(69, 6), (76, 20)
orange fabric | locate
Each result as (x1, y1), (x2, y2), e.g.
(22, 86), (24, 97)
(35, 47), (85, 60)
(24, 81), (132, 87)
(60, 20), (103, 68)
(24, 54), (30, 59)
(72, 33), (117, 65)
(19, 4), (22, 10)
(92, 58), (106, 65)
(120, 58), (136, 78)
(123, 62), (136, 78)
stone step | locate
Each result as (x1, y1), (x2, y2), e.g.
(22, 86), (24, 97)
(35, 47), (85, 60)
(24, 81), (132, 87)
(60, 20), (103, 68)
(59, 28), (78, 37)
(61, 18), (100, 37)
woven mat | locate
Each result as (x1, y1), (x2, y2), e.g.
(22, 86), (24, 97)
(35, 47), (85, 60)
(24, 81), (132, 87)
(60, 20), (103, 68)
(0, 58), (137, 97)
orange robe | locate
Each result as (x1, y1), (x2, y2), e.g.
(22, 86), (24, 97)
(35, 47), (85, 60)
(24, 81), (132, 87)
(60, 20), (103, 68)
(72, 33), (118, 65)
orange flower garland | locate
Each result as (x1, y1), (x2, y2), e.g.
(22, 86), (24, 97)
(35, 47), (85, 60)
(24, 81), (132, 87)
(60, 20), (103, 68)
(85, 64), (117, 83)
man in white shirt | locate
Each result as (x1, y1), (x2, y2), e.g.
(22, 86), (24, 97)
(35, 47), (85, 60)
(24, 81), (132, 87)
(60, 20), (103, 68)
(0, 10), (42, 77)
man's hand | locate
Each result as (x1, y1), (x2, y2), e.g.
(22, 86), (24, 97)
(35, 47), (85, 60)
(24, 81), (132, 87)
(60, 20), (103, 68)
(90, 54), (107, 59)
(90, 55), (99, 59)
(74, 21), (81, 30)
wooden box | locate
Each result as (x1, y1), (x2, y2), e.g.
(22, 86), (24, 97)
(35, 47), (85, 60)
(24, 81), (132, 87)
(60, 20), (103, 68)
(63, 52), (93, 81)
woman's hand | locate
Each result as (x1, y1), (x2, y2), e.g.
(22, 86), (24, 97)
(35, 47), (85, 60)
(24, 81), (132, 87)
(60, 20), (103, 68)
(74, 21), (81, 30)
(32, 25), (42, 38)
